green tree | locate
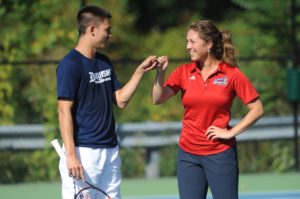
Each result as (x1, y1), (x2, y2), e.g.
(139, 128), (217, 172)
(0, 0), (80, 125)
(0, 65), (13, 124)
(2, 0), (298, 124)
(227, 0), (300, 116)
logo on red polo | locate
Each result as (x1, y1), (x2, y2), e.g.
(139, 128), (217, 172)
(213, 77), (228, 86)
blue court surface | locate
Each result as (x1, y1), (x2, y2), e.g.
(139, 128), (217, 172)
(124, 191), (300, 199)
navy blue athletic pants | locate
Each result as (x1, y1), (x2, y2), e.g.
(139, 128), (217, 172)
(177, 146), (239, 199)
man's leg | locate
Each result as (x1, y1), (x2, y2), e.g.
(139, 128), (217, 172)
(77, 146), (121, 199)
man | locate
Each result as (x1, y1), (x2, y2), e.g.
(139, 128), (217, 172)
(56, 5), (157, 199)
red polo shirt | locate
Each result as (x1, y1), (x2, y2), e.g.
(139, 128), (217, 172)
(165, 62), (259, 155)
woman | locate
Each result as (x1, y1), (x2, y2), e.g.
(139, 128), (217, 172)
(152, 20), (264, 199)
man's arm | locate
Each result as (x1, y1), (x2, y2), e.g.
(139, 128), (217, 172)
(58, 100), (85, 180)
(114, 55), (157, 109)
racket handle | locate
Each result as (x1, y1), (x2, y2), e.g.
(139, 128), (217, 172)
(51, 139), (112, 199)
(51, 139), (67, 164)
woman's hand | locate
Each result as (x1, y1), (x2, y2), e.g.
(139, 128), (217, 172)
(156, 56), (168, 72)
(205, 126), (234, 140)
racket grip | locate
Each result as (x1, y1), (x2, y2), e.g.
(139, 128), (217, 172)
(51, 139), (112, 198)
(51, 139), (67, 164)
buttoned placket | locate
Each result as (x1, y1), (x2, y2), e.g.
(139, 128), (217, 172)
(198, 70), (219, 90)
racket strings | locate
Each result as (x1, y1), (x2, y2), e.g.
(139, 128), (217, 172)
(75, 187), (108, 199)
(73, 179), (110, 199)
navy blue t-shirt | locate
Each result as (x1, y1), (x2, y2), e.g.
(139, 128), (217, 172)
(56, 49), (122, 148)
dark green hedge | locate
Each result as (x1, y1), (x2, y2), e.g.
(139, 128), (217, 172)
(0, 149), (59, 183)
(0, 139), (297, 183)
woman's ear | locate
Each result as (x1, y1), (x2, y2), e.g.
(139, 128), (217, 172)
(206, 40), (213, 51)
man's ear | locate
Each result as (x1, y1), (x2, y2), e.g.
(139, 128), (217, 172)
(88, 25), (96, 36)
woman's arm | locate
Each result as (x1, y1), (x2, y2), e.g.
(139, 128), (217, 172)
(152, 56), (175, 104)
(205, 98), (264, 140)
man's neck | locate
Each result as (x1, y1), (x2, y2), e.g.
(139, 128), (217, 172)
(75, 39), (97, 59)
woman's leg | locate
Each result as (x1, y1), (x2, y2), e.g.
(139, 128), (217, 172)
(203, 147), (239, 199)
(177, 147), (208, 199)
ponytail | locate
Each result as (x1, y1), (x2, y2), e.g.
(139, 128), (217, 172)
(221, 31), (237, 67)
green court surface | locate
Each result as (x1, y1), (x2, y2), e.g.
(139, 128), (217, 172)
(0, 172), (299, 199)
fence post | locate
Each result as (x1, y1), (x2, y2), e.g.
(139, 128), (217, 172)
(145, 148), (160, 178)
(287, 68), (300, 171)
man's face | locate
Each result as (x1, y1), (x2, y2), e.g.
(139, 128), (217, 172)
(93, 18), (112, 49)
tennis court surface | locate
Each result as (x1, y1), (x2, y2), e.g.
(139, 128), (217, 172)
(1, 173), (299, 199)
(124, 191), (300, 199)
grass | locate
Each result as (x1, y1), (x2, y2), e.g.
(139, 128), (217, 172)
(0, 172), (300, 199)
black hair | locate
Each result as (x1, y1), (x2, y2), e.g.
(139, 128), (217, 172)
(76, 5), (112, 35)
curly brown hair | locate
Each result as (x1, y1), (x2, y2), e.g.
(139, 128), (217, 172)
(189, 20), (237, 67)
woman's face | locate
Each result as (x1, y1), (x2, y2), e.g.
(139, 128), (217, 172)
(186, 29), (211, 62)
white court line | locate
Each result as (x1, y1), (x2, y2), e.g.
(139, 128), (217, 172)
(123, 191), (300, 199)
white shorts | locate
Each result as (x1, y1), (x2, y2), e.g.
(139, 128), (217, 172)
(59, 145), (121, 199)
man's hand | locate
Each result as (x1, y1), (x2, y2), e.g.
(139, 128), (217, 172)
(66, 154), (85, 181)
(136, 55), (158, 73)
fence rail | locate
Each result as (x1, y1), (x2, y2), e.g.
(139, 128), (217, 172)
(0, 116), (299, 178)
(0, 116), (298, 150)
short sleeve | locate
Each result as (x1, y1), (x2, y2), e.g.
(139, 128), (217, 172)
(164, 66), (183, 94)
(111, 71), (122, 91)
(96, 52), (122, 92)
(56, 59), (81, 100)
(233, 68), (259, 104)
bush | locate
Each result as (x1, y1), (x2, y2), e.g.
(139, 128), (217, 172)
(159, 145), (177, 177)
(120, 147), (145, 178)
(0, 151), (29, 183)
(237, 140), (295, 173)
(0, 149), (60, 183)
(26, 149), (60, 182)
(0, 139), (297, 183)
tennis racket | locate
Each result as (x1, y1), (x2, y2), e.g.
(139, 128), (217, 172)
(51, 139), (112, 199)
